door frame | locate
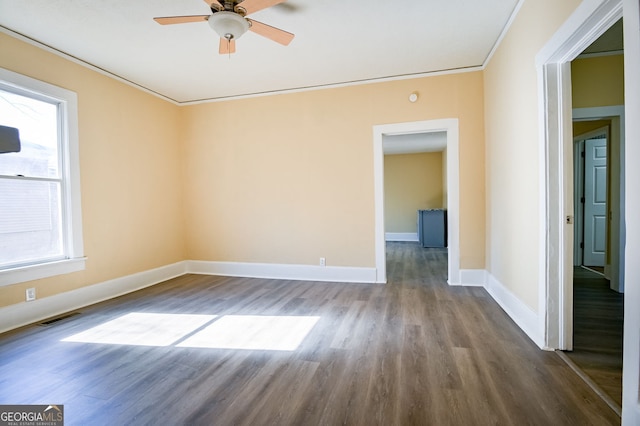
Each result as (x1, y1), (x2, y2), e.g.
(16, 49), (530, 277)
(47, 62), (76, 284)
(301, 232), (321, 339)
(536, 0), (622, 351)
(574, 108), (625, 291)
(540, 0), (640, 421)
(372, 119), (460, 284)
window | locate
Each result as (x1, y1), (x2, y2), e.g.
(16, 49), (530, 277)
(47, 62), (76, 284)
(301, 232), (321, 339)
(0, 68), (84, 286)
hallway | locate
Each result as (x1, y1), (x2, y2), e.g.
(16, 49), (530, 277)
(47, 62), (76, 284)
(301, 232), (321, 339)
(565, 266), (624, 409)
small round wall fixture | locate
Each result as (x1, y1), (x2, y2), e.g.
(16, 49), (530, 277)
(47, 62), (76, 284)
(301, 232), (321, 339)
(409, 92), (419, 103)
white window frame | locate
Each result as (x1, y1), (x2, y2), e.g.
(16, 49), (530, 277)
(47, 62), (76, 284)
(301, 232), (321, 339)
(0, 67), (85, 286)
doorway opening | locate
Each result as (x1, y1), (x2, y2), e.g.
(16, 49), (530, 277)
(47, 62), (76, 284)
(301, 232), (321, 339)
(538, 0), (622, 350)
(382, 133), (449, 282)
(373, 119), (459, 284)
(539, 0), (624, 415)
(383, 132), (447, 243)
(567, 20), (625, 407)
(569, 123), (624, 411)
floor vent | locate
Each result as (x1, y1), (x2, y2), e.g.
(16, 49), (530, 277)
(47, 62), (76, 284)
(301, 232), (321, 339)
(39, 312), (81, 326)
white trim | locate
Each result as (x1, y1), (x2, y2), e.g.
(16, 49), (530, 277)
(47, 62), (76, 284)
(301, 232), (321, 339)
(483, 0), (526, 68)
(0, 26), (179, 105)
(485, 272), (545, 349)
(385, 232), (419, 242)
(63, 80), (84, 262)
(456, 269), (486, 287)
(0, 67), (85, 287)
(0, 26), (483, 106)
(373, 119), (460, 286)
(0, 261), (187, 334)
(622, 0), (640, 421)
(450, 268), (544, 349)
(536, 0), (622, 352)
(577, 50), (624, 59)
(373, 128), (387, 284)
(574, 106), (625, 120)
(186, 261), (378, 284)
(0, 259), (387, 335)
(535, 0), (622, 66)
(186, 67), (485, 105)
(0, 258), (86, 287)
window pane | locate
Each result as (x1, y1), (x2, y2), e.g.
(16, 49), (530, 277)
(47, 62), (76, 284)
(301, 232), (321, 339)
(0, 179), (63, 268)
(0, 89), (59, 178)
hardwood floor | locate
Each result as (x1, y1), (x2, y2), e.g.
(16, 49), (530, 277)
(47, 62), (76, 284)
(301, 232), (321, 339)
(564, 266), (624, 409)
(0, 243), (620, 425)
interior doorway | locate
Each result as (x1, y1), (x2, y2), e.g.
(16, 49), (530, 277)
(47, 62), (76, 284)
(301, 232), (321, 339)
(538, 6), (625, 414)
(382, 132), (446, 244)
(538, 0), (623, 352)
(540, 0), (639, 421)
(564, 18), (625, 412)
(372, 119), (460, 285)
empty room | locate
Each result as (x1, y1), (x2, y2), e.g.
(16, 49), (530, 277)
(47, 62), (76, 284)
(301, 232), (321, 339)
(0, 0), (639, 424)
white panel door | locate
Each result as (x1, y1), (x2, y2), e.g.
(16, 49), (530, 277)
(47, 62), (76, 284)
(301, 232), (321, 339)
(583, 138), (607, 267)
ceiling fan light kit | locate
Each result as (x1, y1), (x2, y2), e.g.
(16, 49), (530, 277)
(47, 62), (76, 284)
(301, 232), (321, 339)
(154, 0), (294, 55)
(208, 11), (249, 40)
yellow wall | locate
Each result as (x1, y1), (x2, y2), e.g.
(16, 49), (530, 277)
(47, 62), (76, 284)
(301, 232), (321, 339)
(183, 72), (486, 269)
(573, 120), (611, 136)
(384, 152), (444, 233)
(0, 30), (487, 310)
(483, 0), (581, 310)
(0, 33), (186, 308)
(572, 54), (625, 108)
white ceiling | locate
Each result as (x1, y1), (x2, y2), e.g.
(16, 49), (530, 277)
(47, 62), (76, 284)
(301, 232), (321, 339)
(0, 0), (521, 104)
(581, 18), (624, 56)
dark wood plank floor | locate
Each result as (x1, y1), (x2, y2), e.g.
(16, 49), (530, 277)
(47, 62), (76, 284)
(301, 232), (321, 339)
(564, 266), (624, 408)
(0, 243), (620, 425)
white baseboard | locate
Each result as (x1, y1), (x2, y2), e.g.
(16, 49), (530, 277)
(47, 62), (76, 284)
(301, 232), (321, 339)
(0, 260), (380, 334)
(485, 272), (544, 348)
(0, 259), (543, 352)
(0, 261), (187, 334)
(450, 269), (543, 348)
(385, 232), (419, 242)
(187, 260), (378, 284)
(452, 269), (486, 286)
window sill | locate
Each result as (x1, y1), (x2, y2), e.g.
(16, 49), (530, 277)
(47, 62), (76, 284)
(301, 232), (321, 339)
(0, 257), (86, 287)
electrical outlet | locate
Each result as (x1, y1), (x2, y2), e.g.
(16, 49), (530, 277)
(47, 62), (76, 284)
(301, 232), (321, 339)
(319, 257), (326, 267)
(26, 288), (36, 302)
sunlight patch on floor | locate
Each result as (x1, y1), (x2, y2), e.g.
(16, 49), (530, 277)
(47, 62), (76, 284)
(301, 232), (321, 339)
(61, 313), (320, 351)
(177, 315), (320, 351)
(61, 312), (216, 346)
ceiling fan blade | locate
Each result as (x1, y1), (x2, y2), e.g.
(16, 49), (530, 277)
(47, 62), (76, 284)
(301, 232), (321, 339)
(219, 38), (237, 54)
(235, 0), (286, 15)
(247, 19), (294, 45)
(154, 15), (209, 25)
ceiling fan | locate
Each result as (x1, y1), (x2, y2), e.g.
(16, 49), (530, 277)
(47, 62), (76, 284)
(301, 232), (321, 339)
(153, 0), (295, 55)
